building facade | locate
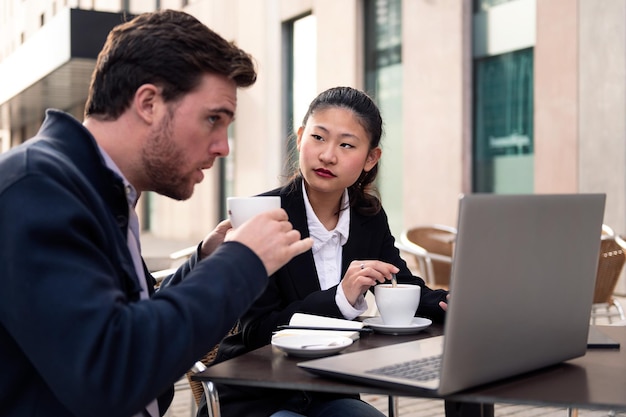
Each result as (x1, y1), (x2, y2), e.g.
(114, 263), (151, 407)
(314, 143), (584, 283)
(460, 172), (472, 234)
(1, 0), (625, 291)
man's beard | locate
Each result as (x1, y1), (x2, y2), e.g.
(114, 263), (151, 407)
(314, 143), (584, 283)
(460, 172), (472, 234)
(142, 112), (195, 201)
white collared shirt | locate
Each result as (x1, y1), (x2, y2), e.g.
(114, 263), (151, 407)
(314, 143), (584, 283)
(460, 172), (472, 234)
(302, 181), (368, 319)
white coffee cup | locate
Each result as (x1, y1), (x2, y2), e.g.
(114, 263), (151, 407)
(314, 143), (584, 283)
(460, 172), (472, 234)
(227, 196), (281, 228)
(374, 284), (421, 326)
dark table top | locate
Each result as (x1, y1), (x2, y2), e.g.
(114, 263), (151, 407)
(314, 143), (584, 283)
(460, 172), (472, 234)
(194, 324), (626, 411)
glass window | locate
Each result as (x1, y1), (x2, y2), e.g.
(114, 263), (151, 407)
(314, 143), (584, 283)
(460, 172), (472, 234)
(218, 133), (234, 221)
(141, 192), (153, 231)
(292, 15), (317, 133)
(364, 0), (403, 237)
(473, 48), (534, 193)
(283, 14), (317, 177)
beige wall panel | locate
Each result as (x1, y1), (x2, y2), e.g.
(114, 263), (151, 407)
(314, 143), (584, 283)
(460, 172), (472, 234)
(402, 0), (469, 230)
(232, 0), (284, 196)
(579, 0), (626, 294)
(128, 0), (154, 15)
(185, 0), (236, 40)
(160, 0), (181, 11)
(280, 0), (312, 20)
(314, 0), (361, 90)
(534, 0), (578, 193)
(578, 0), (626, 229)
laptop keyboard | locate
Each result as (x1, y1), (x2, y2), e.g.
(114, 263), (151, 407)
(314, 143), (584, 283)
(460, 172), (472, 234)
(365, 355), (442, 382)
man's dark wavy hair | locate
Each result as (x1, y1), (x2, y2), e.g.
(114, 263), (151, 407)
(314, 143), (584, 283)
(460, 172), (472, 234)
(85, 9), (257, 120)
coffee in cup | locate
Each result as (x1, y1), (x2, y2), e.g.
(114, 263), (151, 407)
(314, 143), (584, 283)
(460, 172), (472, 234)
(374, 283), (421, 326)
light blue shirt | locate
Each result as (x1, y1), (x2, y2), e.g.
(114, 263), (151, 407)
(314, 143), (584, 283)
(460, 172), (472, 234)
(97, 146), (158, 417)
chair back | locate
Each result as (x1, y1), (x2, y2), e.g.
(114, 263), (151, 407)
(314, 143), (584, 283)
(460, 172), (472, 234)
(593, 235), (626, 305)
(401, 224), (457, 289)
(602, 223), (615, 237)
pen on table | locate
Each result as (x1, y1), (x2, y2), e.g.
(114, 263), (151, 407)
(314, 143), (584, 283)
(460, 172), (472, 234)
(275, 325), (374, 333)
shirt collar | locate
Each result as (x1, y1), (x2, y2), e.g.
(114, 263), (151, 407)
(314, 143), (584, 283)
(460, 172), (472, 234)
(97, 145), (139, 208)
(302, 180), (350, 252)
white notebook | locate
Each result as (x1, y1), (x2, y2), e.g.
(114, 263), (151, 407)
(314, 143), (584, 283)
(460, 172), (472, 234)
(273, 313), (363, 341)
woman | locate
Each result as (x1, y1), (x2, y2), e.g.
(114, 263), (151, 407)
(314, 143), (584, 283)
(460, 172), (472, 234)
(206, 86), (449, 417)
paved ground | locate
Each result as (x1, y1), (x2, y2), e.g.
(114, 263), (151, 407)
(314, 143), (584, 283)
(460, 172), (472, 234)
(166, 386), (625, 417)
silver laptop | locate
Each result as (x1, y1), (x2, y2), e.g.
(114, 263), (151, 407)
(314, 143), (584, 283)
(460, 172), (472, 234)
(298, 193), (606, 395)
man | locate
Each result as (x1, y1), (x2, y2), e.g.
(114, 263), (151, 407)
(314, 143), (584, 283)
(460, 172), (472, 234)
(0, 9), (312, 417)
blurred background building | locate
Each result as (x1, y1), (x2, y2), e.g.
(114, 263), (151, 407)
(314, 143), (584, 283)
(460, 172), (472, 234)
(1, 0), (625, 292)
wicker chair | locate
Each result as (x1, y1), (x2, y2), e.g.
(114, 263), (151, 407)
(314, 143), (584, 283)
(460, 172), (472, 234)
(185, 323), (240, 417)
(590, 234), (626, 324)
(398, 224), (457, 289)
(570, 227), (624, 417)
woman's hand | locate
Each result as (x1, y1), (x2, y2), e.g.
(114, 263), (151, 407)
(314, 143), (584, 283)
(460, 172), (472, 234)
(199, 219), (232, 260)
(225, 209), (313, 276)
(341, 260), (399, 306)
(439, 294), (450, 311)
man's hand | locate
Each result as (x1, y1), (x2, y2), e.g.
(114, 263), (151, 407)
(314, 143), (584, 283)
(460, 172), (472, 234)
(226, 208), (313, 275)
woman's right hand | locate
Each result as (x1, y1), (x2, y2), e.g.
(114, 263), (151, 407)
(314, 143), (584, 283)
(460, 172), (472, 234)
(341, 260), (399, 305)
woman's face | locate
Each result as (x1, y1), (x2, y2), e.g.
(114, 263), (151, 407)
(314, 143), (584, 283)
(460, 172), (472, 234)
(297, 106), (380, 200)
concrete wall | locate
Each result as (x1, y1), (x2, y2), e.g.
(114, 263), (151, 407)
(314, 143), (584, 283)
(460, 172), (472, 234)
(535, 0), (626, 293)
(401, 0), (471, 229)
(534, 0), (579, 193)
(579, 0), (626, 293)
(578, 0), (626, 234)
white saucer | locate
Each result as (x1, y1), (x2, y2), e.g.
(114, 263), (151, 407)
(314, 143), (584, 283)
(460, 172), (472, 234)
(271, 334), (353, 358)
(363, 317), (432, 335)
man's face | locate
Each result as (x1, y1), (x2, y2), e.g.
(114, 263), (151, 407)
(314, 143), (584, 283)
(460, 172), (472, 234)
(142, 73), (236, 200)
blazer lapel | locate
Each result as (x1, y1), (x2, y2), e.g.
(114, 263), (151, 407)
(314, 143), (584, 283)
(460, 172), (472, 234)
(281, 181), (322, 297)
(278, 180), (377, 295)
(341, 210), (374, 276)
